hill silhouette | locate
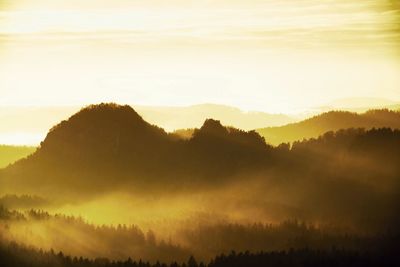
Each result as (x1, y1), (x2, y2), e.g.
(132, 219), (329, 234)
(256, 109), (400, 145)
(39, 103), (172, 166)
(0, 104), (176, 196)
(0, 103), (271, 197)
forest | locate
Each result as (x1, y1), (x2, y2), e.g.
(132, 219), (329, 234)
(1, 242), (399, 267)
(1, 206), (399, 266)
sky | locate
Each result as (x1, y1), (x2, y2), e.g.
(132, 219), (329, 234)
(0, 0), (399, 115)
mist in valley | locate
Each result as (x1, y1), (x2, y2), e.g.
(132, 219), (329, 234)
(0, 104), (399, 266)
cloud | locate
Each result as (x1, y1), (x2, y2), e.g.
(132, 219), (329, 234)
(0, 0), (398, 50)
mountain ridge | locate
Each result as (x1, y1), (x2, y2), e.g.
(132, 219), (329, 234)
(1, 103), (399, 232)
(256, 109), (400, 145)
(1, 103), (272, 197)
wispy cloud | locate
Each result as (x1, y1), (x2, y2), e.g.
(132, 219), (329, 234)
(0, 0), (398, 50)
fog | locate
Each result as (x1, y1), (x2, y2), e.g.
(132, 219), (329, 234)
(0, 105), (399, 265)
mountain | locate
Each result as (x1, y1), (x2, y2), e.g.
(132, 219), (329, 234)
(316, 97), (400, 113)
(0, 104), (175, 195)
(0, 103), (270, 197)
(1, 103), (399, 232)
(0, 145), (36, 168)
(256, 109), (400, 145)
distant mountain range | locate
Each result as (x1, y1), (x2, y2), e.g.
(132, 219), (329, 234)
(135, 104), (295, 131)
(256, 109), (400, 145)
(319, 97), (400, 113)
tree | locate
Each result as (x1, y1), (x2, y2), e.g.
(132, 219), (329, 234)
(187, 256), (198, 267)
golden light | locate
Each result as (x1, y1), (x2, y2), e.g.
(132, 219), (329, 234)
(0, 0), (399, 144)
